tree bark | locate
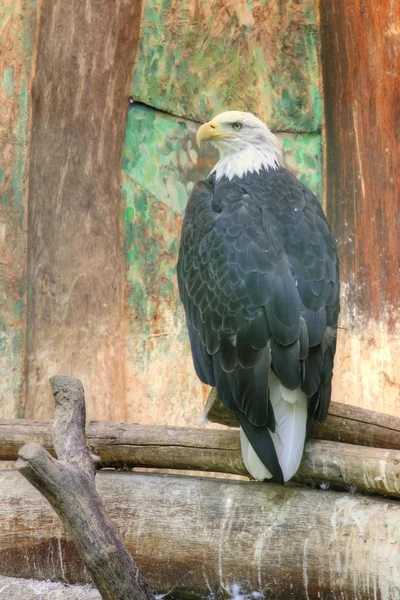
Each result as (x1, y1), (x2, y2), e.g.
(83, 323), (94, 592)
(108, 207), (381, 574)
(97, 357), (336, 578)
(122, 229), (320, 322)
(205, 389), (400, 449)
(1, 469), (400, 599)
(1, 417), (399, 499)
(15, 376), (154, 600)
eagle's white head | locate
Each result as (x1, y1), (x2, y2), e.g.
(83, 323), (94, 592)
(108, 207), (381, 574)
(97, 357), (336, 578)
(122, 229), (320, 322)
(196, 110), (282, 181)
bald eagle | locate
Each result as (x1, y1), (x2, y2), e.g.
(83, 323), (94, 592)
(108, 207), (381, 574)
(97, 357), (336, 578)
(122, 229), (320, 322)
(177, 111), (340, 483)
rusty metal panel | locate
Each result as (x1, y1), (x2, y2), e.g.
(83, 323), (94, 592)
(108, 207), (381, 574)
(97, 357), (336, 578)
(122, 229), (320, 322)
(0, 0), (36, 417)
(122, 104), (322, 425)
(132, 0), (322, 132)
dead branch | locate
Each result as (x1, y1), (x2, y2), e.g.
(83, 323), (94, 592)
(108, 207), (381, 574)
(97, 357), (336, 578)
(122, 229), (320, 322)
(15, 375), (155, 600)
(1, 417), (398, 498)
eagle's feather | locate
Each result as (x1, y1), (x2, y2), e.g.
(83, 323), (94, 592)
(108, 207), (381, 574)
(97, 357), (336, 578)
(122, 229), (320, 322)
(177, 115), (340, 483)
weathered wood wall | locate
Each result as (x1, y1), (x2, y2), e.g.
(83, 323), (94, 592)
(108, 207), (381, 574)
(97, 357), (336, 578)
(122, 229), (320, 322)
(122, 105), (322, 426)
(24, 0), (142, 421)
(0, 0), (325, 424)
(0, 0), (36, 418)
(320, 0), (400, 416)
(123, 0), (324, 426)
(0, 0), (398, 422)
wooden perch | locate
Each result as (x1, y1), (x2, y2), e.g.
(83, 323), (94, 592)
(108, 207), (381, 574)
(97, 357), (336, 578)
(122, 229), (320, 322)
(1, 417), (399, 498)
(15, 375), (155, 600)
(205, 388), (400, 448)
(1, 469), (400, 599)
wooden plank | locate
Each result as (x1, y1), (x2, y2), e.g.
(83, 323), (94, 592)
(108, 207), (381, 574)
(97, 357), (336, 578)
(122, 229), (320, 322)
(1, 470), (400, 599)
(132, 0), (322, 131)
(205, 389), (400, 450)
(122, 104), (322, 429)
(24, 0), (142, 421)
(320, 0), (400, 416)
(0, 577), (100, 600)
(0, 0), (36, 417)
(1, 419), (399, 498)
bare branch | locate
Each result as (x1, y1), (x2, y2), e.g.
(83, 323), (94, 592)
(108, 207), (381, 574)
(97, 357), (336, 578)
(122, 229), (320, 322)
(49, 375), (93, 477)
(1, 417), (398, 498)
(16, 375), (155, 600)
(204, 388), (400, 449)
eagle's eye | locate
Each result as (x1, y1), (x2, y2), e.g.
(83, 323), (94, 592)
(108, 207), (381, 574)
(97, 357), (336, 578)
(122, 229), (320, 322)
(231, 122), (243, 131)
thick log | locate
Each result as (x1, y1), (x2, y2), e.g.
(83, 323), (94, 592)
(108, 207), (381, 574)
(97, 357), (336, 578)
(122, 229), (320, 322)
(1, 419), (399, 499)
(1, 470), (400, 599)
(0, 577), (100, 600)
(16, 376), (154, 600)
(205, 389), (400, 449)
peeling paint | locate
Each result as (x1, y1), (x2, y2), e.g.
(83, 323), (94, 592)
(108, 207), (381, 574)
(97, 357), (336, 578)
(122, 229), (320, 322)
(121, 103), (322, 426)
(133, 0), (322, 131)
(0, 0), (37, 417)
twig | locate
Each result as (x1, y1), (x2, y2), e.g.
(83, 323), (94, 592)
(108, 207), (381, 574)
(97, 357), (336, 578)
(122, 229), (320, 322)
(16, 375), (155, 600)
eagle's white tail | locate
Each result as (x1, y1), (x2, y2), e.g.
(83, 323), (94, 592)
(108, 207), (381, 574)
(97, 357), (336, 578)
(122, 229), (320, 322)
(240, 371), (308, 482)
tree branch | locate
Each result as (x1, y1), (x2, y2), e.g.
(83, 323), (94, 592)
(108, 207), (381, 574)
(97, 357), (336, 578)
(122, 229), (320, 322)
(16, 375), (155, 600)
(204, 388), (400, 449)
(1, 417), (398, 498)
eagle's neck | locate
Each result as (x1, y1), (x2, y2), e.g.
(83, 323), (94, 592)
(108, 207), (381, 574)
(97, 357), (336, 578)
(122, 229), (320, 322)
(211, 144), (282, 182)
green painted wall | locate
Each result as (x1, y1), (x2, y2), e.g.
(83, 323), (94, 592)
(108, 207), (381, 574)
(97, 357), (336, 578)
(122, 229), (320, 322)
(121, 104), (322, 425)
(0, 0), (36, 418)
(0, 0), (323, 425)
(124, 0), (323, 425)
(132, 0), (321, 132)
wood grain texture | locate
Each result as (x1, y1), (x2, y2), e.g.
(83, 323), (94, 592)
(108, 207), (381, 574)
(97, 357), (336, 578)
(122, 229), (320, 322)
(0, 577), (100, 600)
(0, 0), (36, 417)
(0, 419), (245, 476)
(1, 470), (400, 599)
(296, 440), (400, 499)
(1, 418), (399, 498)
(24, 0), (142, 421)
(17, 376), (155, 600)
(205, 389), (400, 449)
(321, 0), (400, 321)
(320, 0), (400, 416)
(133, 0), (322, 131)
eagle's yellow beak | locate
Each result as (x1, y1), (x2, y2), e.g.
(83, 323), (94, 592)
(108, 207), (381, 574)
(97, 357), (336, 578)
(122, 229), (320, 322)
(196, 120), (221, 147)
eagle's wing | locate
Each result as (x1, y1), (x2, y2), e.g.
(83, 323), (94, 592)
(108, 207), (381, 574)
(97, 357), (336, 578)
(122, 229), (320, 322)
(177, 172), (339, 480)
(282, 174), (340, 422)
